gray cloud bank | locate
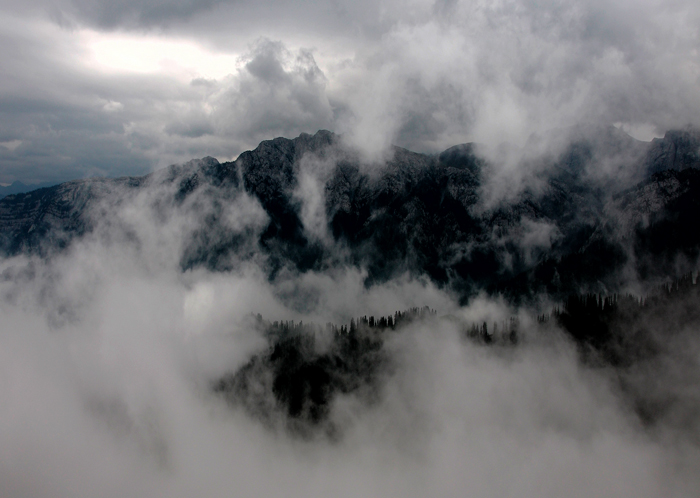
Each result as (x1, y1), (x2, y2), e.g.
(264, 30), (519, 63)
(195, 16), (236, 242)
(1, 145), (700, 497)
(1, 0), (699, 183)
(1, 203), (699, 497)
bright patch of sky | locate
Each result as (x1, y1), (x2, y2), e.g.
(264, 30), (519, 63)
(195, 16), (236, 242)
(80, 30), (242, 80)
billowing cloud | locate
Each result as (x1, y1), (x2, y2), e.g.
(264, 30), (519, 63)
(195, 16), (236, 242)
(0, 0), (699, 185)
(208, 39), (334, 147)
(1, 178), (700, 497)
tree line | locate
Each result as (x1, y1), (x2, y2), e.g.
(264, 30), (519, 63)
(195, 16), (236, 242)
(539, 272), (700, 365)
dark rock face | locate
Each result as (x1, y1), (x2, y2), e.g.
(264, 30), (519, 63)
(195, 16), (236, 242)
(0, 176), (146, 255)
(626, 169), (700, 279)
(2, 127), (700, 300)
(496, 166), (700, 299)
(236, 132), (338, 274)
(646, 128), (700, 174)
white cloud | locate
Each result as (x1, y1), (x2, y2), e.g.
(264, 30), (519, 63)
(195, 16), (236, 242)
(102, 101), (124, 112)
(0, 140), (22, 151)
(81, 30), (242, 80)
(0, 137), (699, 497)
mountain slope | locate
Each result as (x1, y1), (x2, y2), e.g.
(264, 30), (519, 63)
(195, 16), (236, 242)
(0, 181), (58, 199)
(1, 127), (699, 301)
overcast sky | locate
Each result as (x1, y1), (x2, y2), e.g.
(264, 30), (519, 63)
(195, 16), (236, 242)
(0, 0), (699, 183)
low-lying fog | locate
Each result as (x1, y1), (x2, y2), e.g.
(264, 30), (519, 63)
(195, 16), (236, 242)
(1, 181), (699, 498)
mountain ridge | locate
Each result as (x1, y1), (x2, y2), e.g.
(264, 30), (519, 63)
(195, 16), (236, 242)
(1, 126), (699, 302)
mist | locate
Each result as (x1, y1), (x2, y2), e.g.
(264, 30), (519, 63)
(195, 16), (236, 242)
(2, 168), (700, 498)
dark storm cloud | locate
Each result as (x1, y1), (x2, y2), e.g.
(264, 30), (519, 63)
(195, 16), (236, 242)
(1, 0), (699, 182)
(68, 0), (228, 28)
(52, 0), (390, 41)
(0, 21), (153, 182)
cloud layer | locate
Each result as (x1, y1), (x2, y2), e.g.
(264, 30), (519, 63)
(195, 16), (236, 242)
(0, 0), (699, 182)
(2, 2), (700, 493)
(1, 181), (700, 496)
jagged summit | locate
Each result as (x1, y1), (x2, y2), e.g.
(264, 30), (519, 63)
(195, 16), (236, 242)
(1, 126), (699, 301)
(646, 127), (700, 174)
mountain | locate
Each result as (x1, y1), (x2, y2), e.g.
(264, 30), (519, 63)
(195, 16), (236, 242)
(0, 180), (59, 199)
(1, 126), (699, 302)
(645, 127), (700, 174)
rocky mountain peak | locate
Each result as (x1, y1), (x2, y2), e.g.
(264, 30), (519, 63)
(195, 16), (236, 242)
(646, 126), (700, 174)
(2, 126), (700, 299)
